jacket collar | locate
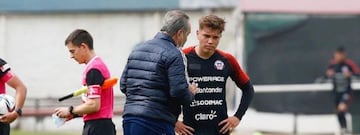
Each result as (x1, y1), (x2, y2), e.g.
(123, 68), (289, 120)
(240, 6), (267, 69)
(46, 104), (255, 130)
(155, 32), (177, 47)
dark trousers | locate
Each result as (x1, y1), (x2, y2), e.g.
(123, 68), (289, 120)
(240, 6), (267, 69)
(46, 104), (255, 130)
(194, 125), (229, 135)
(83, 118), (116, 135)
(0, 122), (10, 135)
(123, 116), (174, 135)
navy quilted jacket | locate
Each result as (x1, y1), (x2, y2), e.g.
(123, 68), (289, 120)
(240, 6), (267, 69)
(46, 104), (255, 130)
(120, 32), (194, 125)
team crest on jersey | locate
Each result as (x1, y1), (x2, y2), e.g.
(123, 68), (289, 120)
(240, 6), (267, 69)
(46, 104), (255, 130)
(214, 60), (224, 70)
(0, 64), (10, 72)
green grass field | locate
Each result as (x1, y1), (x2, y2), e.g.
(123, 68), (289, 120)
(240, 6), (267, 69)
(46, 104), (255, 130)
(11, 130), (79, 135)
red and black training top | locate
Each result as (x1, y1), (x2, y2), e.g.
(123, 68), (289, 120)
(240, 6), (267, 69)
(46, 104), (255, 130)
(182, 46), (254, 134)
(327, 58), (360, 96)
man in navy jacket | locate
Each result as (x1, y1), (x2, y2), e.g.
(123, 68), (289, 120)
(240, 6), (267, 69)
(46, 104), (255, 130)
(120, 10), (197, 135)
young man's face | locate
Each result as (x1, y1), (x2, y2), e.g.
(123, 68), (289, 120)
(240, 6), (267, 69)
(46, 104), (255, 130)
(196, 27), (222, 55)
(66, 42), (87, 64)
(334, 51), (346, 63)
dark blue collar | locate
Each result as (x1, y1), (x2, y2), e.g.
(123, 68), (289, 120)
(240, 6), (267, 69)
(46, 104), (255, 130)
(154, 32), (177, 47)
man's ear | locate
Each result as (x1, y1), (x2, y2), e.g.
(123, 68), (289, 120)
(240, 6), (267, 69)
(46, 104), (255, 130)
(177, 29), (183, 37)
(80, 43), (88, 49)
(196, 30), (200, 39)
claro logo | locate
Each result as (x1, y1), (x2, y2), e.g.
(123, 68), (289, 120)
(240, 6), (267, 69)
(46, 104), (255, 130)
(195, 110), (217, 121)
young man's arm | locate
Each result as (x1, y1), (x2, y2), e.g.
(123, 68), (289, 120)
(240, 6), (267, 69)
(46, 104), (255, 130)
(326, 60), (336, 78)
(71, 69), (104, 115)
(345, 59), (360, 76)
(219, 54), (254, 134)
(55, 69), (104, 118)
(0, 61), (27, 123)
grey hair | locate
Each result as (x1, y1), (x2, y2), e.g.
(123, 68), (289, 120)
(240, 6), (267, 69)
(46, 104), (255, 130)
(160, 10), (190, 36)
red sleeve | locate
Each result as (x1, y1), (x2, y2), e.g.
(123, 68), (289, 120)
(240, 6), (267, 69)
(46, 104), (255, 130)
(345, 59), (360, 74)
(182, 46), (196, 55)
(220, 51), (250, 88)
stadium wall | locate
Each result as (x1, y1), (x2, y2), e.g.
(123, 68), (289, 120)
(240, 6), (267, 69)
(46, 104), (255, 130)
(0, 10), (238, 98)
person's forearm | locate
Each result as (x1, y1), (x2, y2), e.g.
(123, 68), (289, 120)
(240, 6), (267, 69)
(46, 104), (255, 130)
(73, 98), (100, 115)
(15, 85), (27, 109)
(234, 81), (254, 120)
(8, 76), (27, 109)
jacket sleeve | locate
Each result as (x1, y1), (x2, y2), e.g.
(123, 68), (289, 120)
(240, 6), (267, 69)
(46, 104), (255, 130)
(120, 64), (128, 94)
(166, 51), (194, 105)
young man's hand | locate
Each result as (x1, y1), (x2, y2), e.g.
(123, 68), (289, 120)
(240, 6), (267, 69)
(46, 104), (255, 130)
(0, 111), (19, 124)
(54, 107), (72, 118)
(175, 121), (194, 135)
(326, 69), (335, 77)
(343, 71), (352, 78)
(219, 116), (240, 134)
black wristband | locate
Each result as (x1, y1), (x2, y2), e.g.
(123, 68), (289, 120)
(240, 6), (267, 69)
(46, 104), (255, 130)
(69, 106), (75, 115)
(15, 108), (22, 116)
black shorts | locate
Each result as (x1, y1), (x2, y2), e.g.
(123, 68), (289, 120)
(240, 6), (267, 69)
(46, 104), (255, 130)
(83, 118), (116, 135)
(334, 92), (350, 105)
(194, 125), (229, 135)
(0, 122), (10, 135)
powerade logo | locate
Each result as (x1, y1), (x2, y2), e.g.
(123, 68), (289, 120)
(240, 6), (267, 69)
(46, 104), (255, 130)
(189, 76), (225, 82)
(195, 110), (217, 121)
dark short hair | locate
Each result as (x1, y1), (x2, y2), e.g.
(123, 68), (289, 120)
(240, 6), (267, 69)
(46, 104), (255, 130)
(199, 15), (226, 33)
(65, 29), (94, 50)
(336, 46), (345, 53)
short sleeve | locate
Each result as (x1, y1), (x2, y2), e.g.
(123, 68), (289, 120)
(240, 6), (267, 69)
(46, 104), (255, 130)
(86, 69), (105, 98)
(0, 59), (14, 82)
(227, 54), (250, 88)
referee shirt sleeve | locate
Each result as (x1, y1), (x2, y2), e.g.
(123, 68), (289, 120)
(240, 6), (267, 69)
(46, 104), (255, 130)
(86, 69), (105, 99)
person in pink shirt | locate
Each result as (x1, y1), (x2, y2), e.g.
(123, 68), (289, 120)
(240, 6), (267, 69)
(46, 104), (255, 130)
(0, 58), (27, 135)
(54, 29), (115, 135)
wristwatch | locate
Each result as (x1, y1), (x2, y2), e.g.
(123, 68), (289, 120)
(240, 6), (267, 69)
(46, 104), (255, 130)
(15, 108), (22, 116)
(69, 106), (75, 115)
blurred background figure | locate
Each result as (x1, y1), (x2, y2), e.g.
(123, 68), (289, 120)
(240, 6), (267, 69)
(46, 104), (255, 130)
(326, 47), (360, 134)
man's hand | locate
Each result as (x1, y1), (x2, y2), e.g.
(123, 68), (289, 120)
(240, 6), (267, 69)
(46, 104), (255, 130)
(344, 71), (352, 78)
(54, 107), (72, 119)
(219, 116), (240, 134)
(189, 82), (198, 95)
(0, 111), (18, 124)
(326, 69), (335, 77)
(175, 121), (194, 135)
(337, 102), (348, 112)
